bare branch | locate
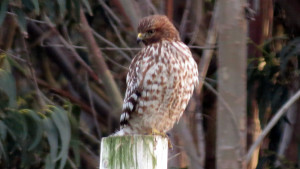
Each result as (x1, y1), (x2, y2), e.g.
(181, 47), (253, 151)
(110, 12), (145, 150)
(203, 81), (240, 136)
(102, 53), (129, 71)
(106, 14), (134, 56)
(6, 11), (47, 24)
(143, 0), (159, 14)
(27, 21), (116, 123)
(21, 33), (46, 108)
(168, 153), (181, 161)
(195, 112), (206, 166)
(174, 119), (204, 169)
(188, 0), (204, 45)
(92, 29), (132, 61)
(114, 0), (141, 30)
(100, 47), (140, 51)
(166, 0), (173, 20)
(80, 9), (123, 117)
(246, 89), (300, 163)
(179, 0), (192, 40)
(189, 45), (217, 49)
(41, 41), (88, 49)
(97, 0), (124, 28)
(85, 72), (102, 139)
(196, 3), (219, 94)
(27, 22), (102, 85)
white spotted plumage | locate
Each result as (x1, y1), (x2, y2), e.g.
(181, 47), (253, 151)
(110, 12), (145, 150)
(113, 15), (198, 136)
(114, 40), (198, 135)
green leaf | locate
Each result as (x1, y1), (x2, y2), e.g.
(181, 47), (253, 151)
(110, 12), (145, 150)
(72, 0), (80, 20)
(31, 0), (40, 14)
(69, 105), (81, 166)
(14, 8), (27, 33)
(70, 139), (80, 166)
(49, 106), (71, 169)
(0, 69), (17, 108)
(81, 0), (93, 16)
(0, 121), (7, 161)
(43, 0), (56, 21)
(22, 0), (34, 11)
(0, 90), (9, 110)
(20, 109), (43, 151)
(0, 121), (7, 140)
(0, 0), (8, 26)
(279, 38), (300, 72)
(0, 40), (11, 70)
(3, 110), (28, 145)
(71, 105), (81, 121)
(6, 54), (26, 75)
(43, 116), (58, 168)
(45, 154), (56, 169)
(57, 0), (66, 17)
(0, 139), (7, 161)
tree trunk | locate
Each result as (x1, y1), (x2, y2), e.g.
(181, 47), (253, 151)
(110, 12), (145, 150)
(216, 0), (247, 169)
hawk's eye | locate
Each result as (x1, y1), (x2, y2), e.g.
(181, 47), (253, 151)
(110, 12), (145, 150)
(147, 30), (155, 34)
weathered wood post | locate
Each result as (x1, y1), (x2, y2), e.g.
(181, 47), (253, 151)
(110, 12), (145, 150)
(100, 135), (168, 169)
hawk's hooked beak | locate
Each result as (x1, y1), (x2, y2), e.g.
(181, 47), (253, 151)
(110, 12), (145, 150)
(137, 33), (144, 44)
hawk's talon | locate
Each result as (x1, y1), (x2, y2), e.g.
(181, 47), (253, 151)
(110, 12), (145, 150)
(151, 128), (166, 137)
(168, 138), (173, 149)
(151, 128), (173, 149)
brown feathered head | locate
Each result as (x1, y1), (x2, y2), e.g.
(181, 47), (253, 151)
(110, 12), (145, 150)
(137, 15), (180, 45)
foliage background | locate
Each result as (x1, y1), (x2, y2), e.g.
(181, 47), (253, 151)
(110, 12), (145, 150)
(0, 0), (299, 168)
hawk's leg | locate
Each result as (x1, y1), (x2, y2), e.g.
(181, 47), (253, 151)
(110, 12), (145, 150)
(151, 128), (173, 149)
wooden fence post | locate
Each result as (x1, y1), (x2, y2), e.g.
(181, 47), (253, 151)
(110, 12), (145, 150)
(100, 135), (168, 169)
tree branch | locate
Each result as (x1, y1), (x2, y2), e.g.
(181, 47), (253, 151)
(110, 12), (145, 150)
(27, 21), (118, 124)
(79, 9), (123, 118)
(246, 89), (300, 163)
(196, 2), (218, 95)
(179, 0), (192, 40)
(174, 119), (203, 169)
(114, 0), (141, 31)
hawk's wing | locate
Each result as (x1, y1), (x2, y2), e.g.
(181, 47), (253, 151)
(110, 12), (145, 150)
(119, 41), (198, 133)
(120, 43), (170, 127)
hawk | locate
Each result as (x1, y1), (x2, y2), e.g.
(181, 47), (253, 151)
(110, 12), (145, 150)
(115, 15), (198, 135)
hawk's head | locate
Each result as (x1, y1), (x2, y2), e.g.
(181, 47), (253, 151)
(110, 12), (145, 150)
(137, 15), (180, 46)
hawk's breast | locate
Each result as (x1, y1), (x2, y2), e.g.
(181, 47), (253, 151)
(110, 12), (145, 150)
(120, 40), (198, 133)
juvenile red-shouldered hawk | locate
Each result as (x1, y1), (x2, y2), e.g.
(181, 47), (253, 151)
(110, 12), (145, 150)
(115, 15), (198, 135)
